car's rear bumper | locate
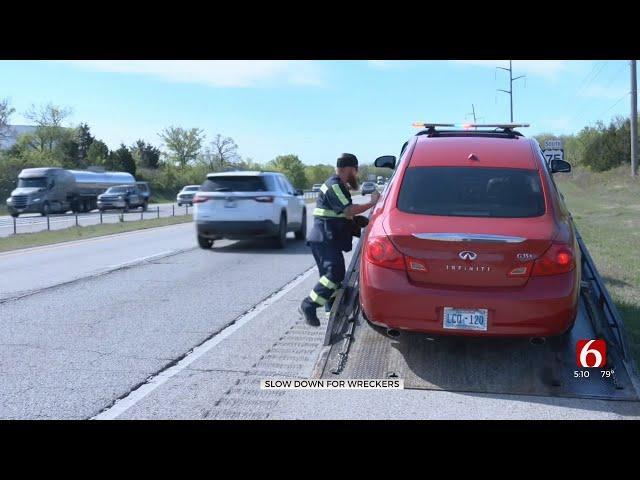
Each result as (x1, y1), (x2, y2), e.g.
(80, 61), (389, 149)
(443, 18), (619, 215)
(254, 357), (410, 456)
(197, 220), (279, 239)
(360, 262), (580, 337)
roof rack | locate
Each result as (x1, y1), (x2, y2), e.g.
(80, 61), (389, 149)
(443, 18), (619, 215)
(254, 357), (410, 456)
(412, 122), (530, 138)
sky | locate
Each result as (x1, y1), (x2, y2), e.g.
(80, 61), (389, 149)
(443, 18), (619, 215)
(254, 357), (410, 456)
(0, 60), (635, 165)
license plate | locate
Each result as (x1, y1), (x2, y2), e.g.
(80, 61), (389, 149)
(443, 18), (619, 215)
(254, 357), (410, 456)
(443, 308), (488, 331)
(224, 199), (236, 208)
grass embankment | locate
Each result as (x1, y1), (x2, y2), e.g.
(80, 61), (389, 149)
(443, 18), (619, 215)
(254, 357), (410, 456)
(0, 215), (192, 253)
(555, 165), (640, 368)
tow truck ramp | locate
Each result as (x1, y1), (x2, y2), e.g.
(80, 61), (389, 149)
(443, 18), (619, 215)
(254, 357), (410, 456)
(312, 231), (640, 401)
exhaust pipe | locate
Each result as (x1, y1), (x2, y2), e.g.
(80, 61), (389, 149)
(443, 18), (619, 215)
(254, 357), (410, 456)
(386, 328), (401, 339)
(529, 337), (546, 345)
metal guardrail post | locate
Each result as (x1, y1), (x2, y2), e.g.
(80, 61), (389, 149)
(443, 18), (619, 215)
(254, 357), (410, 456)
(100, 211), (103, 224)
(13, 217), (16, 235)
(75, 214), (78, 227)
(186, 205), (189, 215)
(47, 215), (50, 231)
(172, 204), (175, 216)
(141, 209), (143, 221)
(157, 206), (160, 219)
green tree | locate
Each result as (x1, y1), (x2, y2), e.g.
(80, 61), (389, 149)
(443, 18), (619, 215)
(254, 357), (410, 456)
(266, 154), (308, 189)
(23, 103), (73, 152)
(305, 164), (334, 185)
(107, 144), (137, 175)
(86, 139), (110, 167)
(158, 126), (204, 168)
(0, 98), (15, 142)
(77, 123), (95, 167)
(131, 139), (161, 169)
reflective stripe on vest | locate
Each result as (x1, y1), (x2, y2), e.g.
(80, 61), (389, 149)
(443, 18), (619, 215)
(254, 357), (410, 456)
(332, 183), (350, 206)
(313, 207), (345, 218)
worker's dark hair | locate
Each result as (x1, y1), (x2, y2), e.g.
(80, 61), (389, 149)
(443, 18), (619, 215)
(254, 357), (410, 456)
(337, 153), (358, 168)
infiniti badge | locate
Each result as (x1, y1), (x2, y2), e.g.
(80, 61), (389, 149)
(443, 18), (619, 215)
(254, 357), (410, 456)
(459, 251), (477, 261)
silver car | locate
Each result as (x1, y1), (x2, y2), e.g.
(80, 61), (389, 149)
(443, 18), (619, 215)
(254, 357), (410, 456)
(361, 182), (377, 195)
(177, 185), (201, 206)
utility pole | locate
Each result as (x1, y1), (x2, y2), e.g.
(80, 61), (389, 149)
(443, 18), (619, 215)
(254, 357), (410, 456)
(469, 104), (477, 123)
(497, 60), (526, 122)
(631, 60), (637, 177)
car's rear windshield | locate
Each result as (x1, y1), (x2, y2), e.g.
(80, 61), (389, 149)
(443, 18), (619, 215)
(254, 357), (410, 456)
(397, 167), (545, 218)
(184, 186), (200, 192)
(201, 176), (267, 192)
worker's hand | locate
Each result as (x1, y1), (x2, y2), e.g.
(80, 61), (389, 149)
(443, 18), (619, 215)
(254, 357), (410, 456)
(369, 190), (380, 206)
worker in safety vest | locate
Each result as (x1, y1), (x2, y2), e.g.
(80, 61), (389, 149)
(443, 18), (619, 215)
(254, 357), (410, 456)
(299, 153), (380, 326)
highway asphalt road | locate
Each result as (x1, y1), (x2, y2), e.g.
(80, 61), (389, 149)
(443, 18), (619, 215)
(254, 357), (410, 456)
(1, 196), (640, 419)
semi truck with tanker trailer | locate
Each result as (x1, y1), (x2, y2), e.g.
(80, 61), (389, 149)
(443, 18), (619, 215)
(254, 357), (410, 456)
(6, 167), (136, 217)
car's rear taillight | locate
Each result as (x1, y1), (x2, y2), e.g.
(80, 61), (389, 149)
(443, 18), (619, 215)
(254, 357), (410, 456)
(364, 236), (406, 270)
(254, 196), (274, 203)
(192, 195), (211, 204)
(531, 243), (575, 276)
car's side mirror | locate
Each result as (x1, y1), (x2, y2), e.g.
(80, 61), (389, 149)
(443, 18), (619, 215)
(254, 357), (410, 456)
(295, 189), (303, 196)
(550, 159), (571, 173)
(374, 155), (396, 169)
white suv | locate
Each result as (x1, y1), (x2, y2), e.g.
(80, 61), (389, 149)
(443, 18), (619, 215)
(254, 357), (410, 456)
(193, 171), (307, 249)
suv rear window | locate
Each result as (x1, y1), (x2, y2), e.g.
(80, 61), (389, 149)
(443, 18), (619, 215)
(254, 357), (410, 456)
(397, 167), (545, 218)
(201, 176), (267, 192)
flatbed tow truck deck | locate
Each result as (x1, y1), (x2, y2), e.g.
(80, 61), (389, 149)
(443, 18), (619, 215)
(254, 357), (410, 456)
(312, 231), (640, 402)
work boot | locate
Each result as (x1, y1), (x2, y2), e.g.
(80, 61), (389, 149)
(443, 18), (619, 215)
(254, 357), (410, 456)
(299, 298), (320, 327)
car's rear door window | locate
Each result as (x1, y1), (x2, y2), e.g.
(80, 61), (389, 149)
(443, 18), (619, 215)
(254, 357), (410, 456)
(201, 176), (267, 192)
(397, 166), (545, 218)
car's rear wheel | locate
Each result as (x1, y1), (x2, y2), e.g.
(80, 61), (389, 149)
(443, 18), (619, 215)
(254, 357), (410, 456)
(274, 213), (287, 249)
(142, 200), (148, 212)
(41, 202), (50, 216)
(295, 209), (307, 240)
(11, 213), (18, 218)
(198, 235), (214, 249)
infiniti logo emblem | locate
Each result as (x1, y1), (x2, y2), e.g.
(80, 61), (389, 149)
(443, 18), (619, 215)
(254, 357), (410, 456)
(459, 251), (477, 261)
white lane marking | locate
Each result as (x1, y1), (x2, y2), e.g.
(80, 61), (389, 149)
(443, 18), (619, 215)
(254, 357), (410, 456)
(92, 265), (316, 420)
(0, 222), (193, 258)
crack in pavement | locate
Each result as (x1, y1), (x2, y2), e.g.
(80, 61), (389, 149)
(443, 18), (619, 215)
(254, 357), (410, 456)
(0, 247), (197, 305)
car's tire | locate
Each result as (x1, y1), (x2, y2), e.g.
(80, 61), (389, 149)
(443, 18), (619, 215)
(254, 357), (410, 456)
(10, 213), (18, 218)
(41, 202), (50, 216)
(123, 201), (130, 213)
(274, 213), (287, 249)
(142, 200), (148, 212)
(295, 209), (307, 240)
(197, 235), (214, 249)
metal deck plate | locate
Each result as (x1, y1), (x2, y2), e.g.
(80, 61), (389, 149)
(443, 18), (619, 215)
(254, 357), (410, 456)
(318, 297), (639, 401)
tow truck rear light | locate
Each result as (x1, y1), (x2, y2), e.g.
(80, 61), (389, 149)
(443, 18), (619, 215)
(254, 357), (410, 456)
(254, 196), (274, 203)
(364, 235), (406, 270)
(531, 243), (575, 276)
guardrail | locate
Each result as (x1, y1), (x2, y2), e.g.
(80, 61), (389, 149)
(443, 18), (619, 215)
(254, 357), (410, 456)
(0, 204), (192, 237)
(303, 190), (320, 200)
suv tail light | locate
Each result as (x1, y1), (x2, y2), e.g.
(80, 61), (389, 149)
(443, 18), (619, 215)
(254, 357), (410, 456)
(531, 243), (575, 276)
(192, 195), (211, 204)
(364, 235), (406, 270)
(254, 196), (274, 203)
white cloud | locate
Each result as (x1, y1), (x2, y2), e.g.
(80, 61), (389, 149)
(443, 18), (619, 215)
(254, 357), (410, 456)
(451, 60), (569, 79)
(61, 60), (325, 88)
(367, 60), (394, 69)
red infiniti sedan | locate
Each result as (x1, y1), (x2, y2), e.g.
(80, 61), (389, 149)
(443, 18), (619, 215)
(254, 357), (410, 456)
(360, 124), (581, 338)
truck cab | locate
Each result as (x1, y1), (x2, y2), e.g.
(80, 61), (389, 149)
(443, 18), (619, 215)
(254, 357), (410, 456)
(6, 168), (75, 217)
